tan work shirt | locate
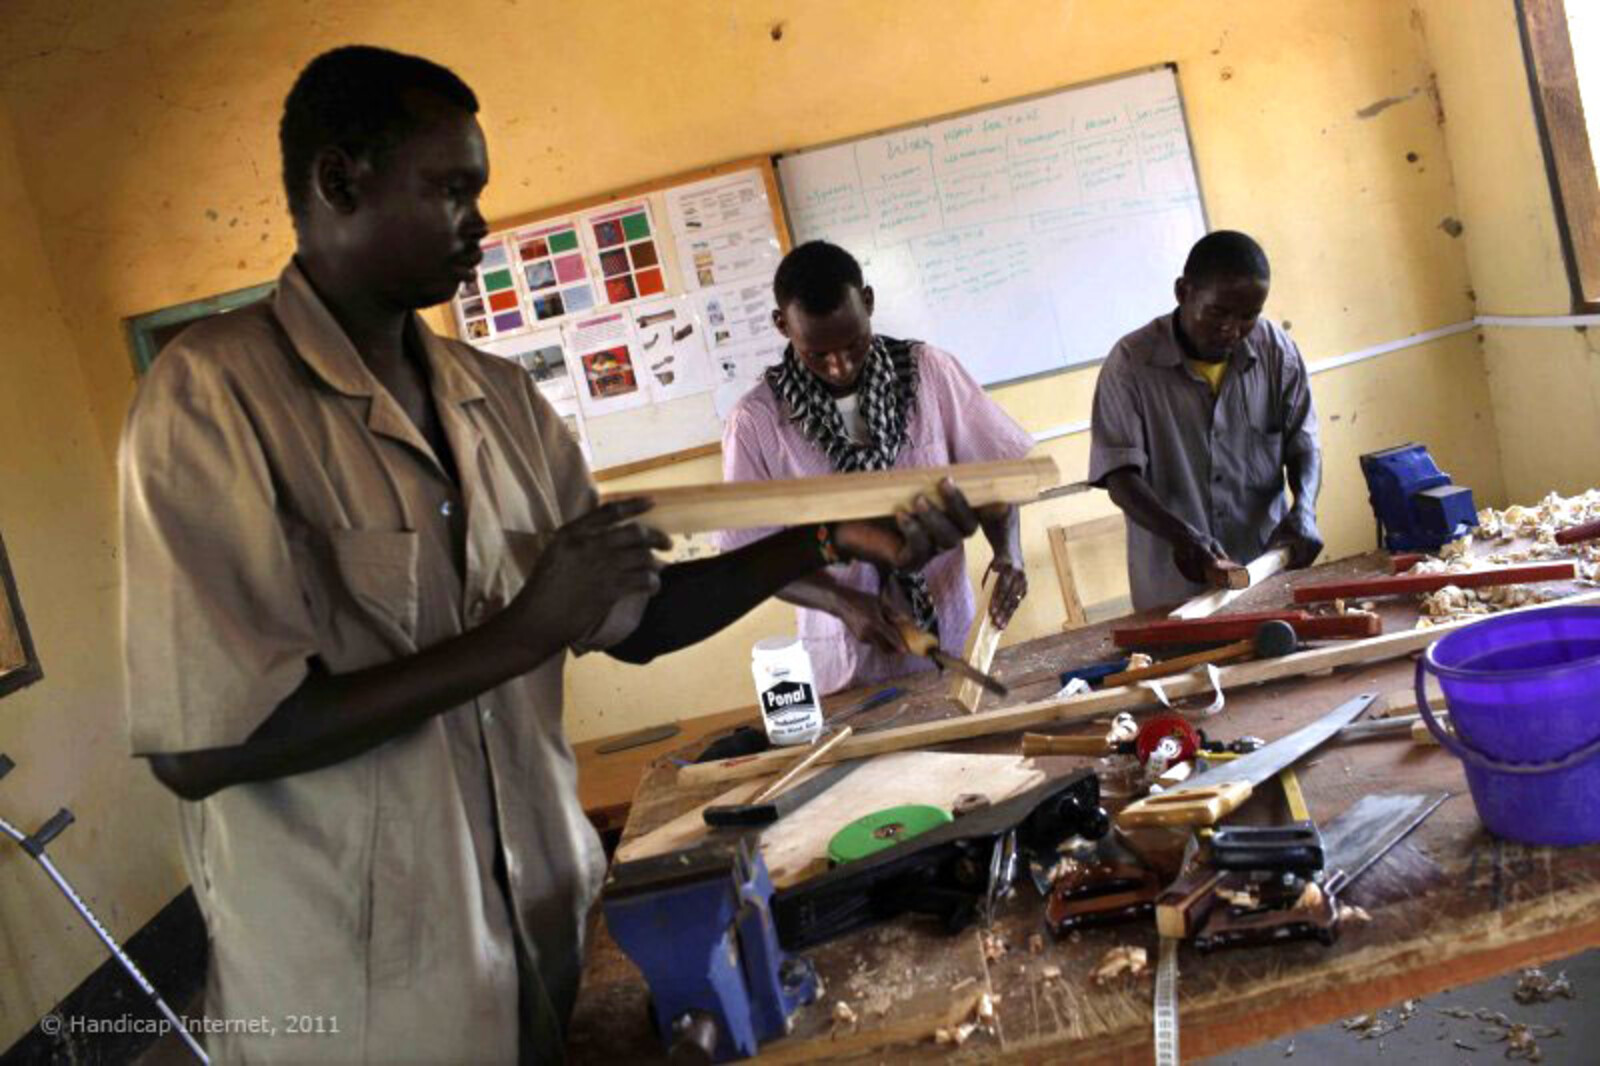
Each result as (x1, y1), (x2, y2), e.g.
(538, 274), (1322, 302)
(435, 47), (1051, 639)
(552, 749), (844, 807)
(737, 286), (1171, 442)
(120, 261), (636, 1062)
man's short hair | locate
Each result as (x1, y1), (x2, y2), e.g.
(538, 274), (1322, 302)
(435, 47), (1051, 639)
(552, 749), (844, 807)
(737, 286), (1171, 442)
(1182, 230), (1271, 286)
(773, 241), (865, 315)
(280, 46), (478, 219)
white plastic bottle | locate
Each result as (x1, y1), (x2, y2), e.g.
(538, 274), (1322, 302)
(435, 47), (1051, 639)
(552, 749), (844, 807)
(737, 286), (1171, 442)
(751, 636), (824, 746)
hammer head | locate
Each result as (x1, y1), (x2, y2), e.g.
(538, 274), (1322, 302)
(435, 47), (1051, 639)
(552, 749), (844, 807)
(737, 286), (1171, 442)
(1253, 619), (1299, 659)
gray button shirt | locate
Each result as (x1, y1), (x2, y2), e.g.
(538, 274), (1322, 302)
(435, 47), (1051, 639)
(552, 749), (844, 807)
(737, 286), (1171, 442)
(1088, 312), (1320, 610)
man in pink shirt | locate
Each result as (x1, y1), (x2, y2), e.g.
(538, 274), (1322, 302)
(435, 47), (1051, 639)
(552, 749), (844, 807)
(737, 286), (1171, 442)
(719, 241), (1036, 694)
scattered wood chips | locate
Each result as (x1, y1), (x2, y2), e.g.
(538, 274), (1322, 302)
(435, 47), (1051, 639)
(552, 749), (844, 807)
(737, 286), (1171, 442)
(1091, 944), (1149, 987)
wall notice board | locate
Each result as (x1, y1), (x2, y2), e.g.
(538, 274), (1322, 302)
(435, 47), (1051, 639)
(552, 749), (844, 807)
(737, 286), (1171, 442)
(775, 66), (1207, 387)
(448, 158), (790, 478)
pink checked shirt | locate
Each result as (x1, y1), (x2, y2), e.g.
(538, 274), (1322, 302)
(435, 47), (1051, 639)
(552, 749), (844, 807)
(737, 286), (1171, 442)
(717, 343), (1035, 695)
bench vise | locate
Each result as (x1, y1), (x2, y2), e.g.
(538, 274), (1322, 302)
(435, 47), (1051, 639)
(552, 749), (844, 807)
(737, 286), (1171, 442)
(1360, 443), (1477, 552)
(603, 834), (816, 1062)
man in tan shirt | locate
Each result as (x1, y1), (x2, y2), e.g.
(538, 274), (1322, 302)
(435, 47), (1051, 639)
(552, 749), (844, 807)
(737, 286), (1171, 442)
(121, 47), (978, 1063)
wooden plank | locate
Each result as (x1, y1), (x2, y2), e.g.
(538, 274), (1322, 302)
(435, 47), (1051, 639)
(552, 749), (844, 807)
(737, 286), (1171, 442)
(591, 442), (721, 483)
(952, 579), (1004, 712)
(1390, 552), (1426, 573)
(1113, 612), (1380, 648)
(1047, 525), (1088, 630)
(673, 590), (1600, 786)
(1291, 562), (1577, 604)
(601, 455), (1059, 534)
(1169, 546), (1290, 620)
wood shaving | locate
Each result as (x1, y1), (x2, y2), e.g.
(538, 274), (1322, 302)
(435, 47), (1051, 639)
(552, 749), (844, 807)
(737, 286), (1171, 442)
(831, 1000), (858, 1029)
(1337, 903), (1371, 924)
(1513, 967), (1575, 1004)
(934, 1022), (976, 1046)
(1127, 653), (1153, 671)
(1107, 712), (1139, 744)
(1041, 964), (1062, 981)
(1218, 885), (1261, 909)
(1091, 944), (1149, 986)
(981, 930), (1009, 962)
(1295, 880), (1325, 911)
(975, 992), (997, 1025)
(950, 976), (977, 994)
(1027, 933), (1044, 955)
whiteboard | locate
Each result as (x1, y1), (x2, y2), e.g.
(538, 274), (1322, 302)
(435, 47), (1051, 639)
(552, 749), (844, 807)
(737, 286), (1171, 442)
(776, 67), (1206, 386)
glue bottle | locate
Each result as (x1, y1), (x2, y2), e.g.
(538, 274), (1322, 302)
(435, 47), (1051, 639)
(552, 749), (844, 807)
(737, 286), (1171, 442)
(751, 636), (824, 746)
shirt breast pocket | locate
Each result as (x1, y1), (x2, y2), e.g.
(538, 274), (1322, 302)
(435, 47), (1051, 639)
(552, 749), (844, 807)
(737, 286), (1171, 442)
(329, 529), (421, 656)
(1246, 428), (1287, 496)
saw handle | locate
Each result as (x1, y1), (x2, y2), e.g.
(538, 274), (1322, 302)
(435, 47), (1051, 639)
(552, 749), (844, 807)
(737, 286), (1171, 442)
(1116, 781), (1253, 828)
(1022, 733), (1111, 756)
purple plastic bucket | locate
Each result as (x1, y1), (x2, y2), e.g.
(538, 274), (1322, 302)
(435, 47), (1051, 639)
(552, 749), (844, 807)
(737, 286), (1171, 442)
(1416, 606), (1600, 846)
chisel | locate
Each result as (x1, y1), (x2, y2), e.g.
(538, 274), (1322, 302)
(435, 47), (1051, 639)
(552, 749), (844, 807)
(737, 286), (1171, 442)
(896, 621), (1009, 697)
(1117, 693), (1378, 829)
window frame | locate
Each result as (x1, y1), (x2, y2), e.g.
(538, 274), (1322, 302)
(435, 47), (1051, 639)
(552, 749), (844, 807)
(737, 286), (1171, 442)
(0, 531), (43, 699)
(1520, 0), (1600, 311)
(124, 281), (274, 374)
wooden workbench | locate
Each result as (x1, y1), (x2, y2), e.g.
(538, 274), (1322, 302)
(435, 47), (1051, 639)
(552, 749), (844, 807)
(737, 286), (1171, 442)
(568, 553), (1600, 1062)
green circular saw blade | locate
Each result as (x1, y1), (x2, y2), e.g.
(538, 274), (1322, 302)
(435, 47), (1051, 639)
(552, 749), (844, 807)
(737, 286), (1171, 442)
(827, 804), (953, 865)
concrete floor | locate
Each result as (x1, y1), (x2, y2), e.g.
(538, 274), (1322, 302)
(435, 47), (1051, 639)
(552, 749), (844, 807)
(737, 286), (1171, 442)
(1203, 949), (1600, 1065)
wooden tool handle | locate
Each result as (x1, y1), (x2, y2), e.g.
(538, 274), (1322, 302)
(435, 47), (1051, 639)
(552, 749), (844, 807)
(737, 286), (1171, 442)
(1557, 519), (1600, 546)
(895, 620), (940, 658)
(1021, 732), (1110, 756)
(1116, 781), (1254, 828)
(1103, 639), (1255, 687)
(750, 726), (853, 804)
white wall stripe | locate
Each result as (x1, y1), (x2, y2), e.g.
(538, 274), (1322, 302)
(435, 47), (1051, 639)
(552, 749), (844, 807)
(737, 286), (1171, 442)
(1027, 312), (1584, 444)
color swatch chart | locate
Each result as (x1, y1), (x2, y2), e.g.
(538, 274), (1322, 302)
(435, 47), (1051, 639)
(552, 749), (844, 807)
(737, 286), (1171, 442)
(590, 203), (666, 304)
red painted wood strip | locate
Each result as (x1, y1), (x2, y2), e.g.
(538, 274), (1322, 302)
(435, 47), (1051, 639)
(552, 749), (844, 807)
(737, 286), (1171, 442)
(1113, 612), (1381, 648)
(1292, 562), (1578, 604)
(1390, 553), (1426, 573)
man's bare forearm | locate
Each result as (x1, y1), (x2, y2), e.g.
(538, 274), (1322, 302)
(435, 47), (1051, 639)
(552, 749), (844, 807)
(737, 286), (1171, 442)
(147, 607), (565, 801)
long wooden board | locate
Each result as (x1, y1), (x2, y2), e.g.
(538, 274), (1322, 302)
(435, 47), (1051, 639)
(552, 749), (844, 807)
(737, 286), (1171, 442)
(618, 751), (1045, 887)
(1292, 562), (1577, 603)
(601, 456), (1059, 534)
(675, 590), (1600, 786)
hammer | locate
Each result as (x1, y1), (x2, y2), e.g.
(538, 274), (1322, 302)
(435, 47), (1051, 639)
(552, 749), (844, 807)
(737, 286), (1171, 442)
(1101, 620), (1298, 687)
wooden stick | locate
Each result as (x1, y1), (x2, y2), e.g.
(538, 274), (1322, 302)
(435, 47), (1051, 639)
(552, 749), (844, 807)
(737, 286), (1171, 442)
(1291, 562), (1577, 604)
(1170, 547), (1291, 620)
(601, 456), (1059, 534)
(1101, 639), (1255, 687)
(1047, 526), (1089, 630)
(748, 726), (853, 804)
(1557, 518), (1600, 545)
(1113, 612), (1380, 649)
(952, 579), (1005, 713)
(672, 589), (1600, 787)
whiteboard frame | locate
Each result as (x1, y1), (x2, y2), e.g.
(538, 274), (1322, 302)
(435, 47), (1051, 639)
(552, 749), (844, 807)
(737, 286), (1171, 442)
(772, 63), (1212, 390)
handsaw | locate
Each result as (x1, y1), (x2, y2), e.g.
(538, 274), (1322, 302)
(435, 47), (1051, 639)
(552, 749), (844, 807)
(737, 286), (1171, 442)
(1117, 692), (1377, 828)
(1321, 790), (1449, 893)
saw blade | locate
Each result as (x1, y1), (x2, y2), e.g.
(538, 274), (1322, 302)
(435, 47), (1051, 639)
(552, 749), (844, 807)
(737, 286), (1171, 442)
(1322, 791), (1449, 890)
(1164, 693), (1378, 796)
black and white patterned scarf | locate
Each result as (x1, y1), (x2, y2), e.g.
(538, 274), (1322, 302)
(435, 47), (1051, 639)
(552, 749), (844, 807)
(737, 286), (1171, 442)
(765, 335), (937, 634)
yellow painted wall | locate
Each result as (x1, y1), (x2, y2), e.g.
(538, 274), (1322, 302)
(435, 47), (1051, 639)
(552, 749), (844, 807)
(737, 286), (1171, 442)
(1421, 0), (1600, 503)
(0, 100), (185, 1048)
(0, 0), (1524, 1042)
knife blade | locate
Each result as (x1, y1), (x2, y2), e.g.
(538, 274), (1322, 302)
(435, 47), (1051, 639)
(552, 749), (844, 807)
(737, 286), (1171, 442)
(1117, 692), (1378, 828)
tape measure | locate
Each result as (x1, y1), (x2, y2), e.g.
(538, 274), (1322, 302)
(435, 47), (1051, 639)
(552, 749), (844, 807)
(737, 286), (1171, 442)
(1154, 936), (1180, 1066)
(827, 804), (951, 865)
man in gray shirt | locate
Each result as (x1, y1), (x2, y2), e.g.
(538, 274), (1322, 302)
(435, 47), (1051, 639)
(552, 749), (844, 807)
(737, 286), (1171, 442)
(1089, 231), (1322, 610)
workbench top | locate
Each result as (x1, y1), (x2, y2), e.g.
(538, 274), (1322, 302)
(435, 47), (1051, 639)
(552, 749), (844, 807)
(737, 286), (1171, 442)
(567, 553), (1600, 1063)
